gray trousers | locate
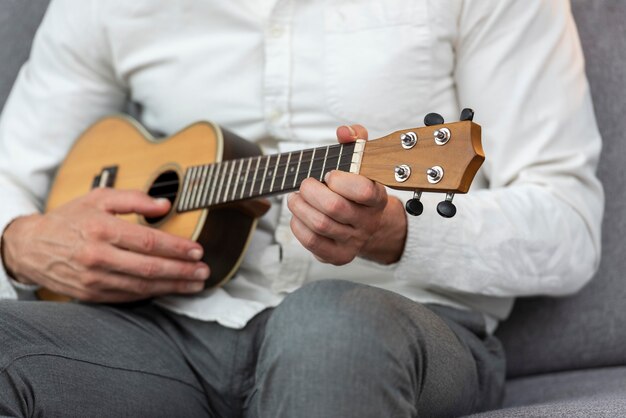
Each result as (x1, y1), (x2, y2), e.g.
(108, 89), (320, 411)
(0, 280), (505, 418)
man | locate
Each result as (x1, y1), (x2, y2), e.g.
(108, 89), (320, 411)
(0, 0), (603, 417)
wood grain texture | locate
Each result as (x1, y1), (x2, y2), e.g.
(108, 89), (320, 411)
(359, 121), (484, 194)
(46, 115), (218, 241)
(41, 115), (265, 299)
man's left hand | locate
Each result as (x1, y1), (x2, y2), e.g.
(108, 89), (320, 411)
(288, 124), (408, 265)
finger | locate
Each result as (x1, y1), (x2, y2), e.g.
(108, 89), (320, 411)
(336, 124), (369, 143)
(290, 216), (355, 265)
(91, 188), (171, 218)
(323, 170), (388, 208)
(81, 269), (206, 296)
(40, 275), (146, 304)
(287, 192), (354, 242)
(105, 217), (204, 261)
(295, 179), (359, 226)
(78, 242), (210, 282)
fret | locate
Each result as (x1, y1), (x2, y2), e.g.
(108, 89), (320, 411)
(250, 156), (262, 197)
(293, 150), (303, 188)
(259, 155), (271, 196)
(223, 161), (236, 204)
(193, 166), (205, 209)
(186, 166), (200, 211)
(295, 149), (314, 187)
(323, 145), (341, 181)
(215, 161), (228, 204)
(240, 158), (252, 200)
(336, 144), (343, 170)
(208, 162), (221, 206)
(179, 169), (193, 211)
(280, 152), (292, 191)
(194, 165), (208, 209)
(309, 148), (324, 182)
(269, 154), (280, 193)
(307, 148), (316, 178)
(232, 159), (244, 201)
(262, 155), (279, 195)
(320, 146), (330, 182)
(201, 164), (215, 207)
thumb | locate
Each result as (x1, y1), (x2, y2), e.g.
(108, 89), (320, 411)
(336, 124), (369, 144)
(93, 189), (171, 216)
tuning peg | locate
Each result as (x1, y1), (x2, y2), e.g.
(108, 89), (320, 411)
(424, 113), (444, 126)
(405, 191), (423, 216)
(437, 193), (457, 218)
(460, 108), (474, 122)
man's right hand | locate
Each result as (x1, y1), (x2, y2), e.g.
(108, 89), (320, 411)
(1, 188), (210, 303)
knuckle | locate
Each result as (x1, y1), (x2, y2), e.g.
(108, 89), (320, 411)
(358, 182), (378, 203)
(78, 247), (103, 268)
(303, 234), (322, 253)
(312, 215), (333, 235)
(140, 231), (158, 253)
(139, 261), (161, 279)
(325, 197), (346, 218)
(82, 221), (108, 241)
(80, 271), (101, 288)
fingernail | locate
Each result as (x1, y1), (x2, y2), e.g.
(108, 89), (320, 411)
(324, 171), (332, 183)
(188, 248), (203, 260)
(346, 125), (357, 138)
(154, 198), (169, 206)
(194, 267), (209, 280)
(187, 282), (204, 292)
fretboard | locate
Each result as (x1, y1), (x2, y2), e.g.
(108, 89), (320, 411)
(177, 142), (357, 212)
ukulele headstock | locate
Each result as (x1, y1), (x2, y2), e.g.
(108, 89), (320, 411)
(359, 109), (484, 218)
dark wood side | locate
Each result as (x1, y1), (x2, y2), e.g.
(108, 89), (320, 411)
(198, 126), (268, 288)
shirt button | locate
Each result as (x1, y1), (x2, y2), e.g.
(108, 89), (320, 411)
(270, 25), (285, 38)
(270, 109), (283, 122)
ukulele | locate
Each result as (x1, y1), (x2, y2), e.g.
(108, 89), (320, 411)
(38, 110), (483, 300)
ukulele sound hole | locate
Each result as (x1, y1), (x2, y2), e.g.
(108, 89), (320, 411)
(145, 170), (180, 225)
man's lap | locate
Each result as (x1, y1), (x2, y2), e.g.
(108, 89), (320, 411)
(0, 280), (505, 417)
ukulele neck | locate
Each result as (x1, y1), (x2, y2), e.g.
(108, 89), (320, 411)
(176, 141), (365, 212)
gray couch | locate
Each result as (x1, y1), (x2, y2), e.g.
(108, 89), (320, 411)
(1, 1), (625, 416)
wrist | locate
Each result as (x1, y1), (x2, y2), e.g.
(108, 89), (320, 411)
(359, 196), (407, 265)
(1, 215), (38, 285)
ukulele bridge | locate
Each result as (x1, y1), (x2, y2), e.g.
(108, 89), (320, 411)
(91, 166), (118, 189)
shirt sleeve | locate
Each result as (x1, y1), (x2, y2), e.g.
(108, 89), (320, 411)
(0, 0), (126, 299)
(393, 0), (604, 297)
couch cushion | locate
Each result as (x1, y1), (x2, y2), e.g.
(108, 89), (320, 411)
(0, 0), (50, 112)
(496, 0), (626, 378)
(469, 394), (626, 418)
(504, 366), (626, 408)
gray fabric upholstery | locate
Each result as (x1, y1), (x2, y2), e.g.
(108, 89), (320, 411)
(470, 395), (626, 418)
(496, 0), (626, 379)
(503, 366), (626, 408)
(0, 0), (50, 112)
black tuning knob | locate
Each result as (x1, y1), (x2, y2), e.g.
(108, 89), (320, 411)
(406, 199), (424, 216)
(460, 108), (475, 122)
(405, 191), (423, 216)
(437, 193), (457, 218)
(436, 201), (456, 218)
(424, 113), (444, 126)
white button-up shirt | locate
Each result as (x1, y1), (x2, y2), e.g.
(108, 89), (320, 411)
(0, 0), (603, 332)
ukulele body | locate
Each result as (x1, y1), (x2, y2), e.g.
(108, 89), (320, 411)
(45, 115), (267, 292)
